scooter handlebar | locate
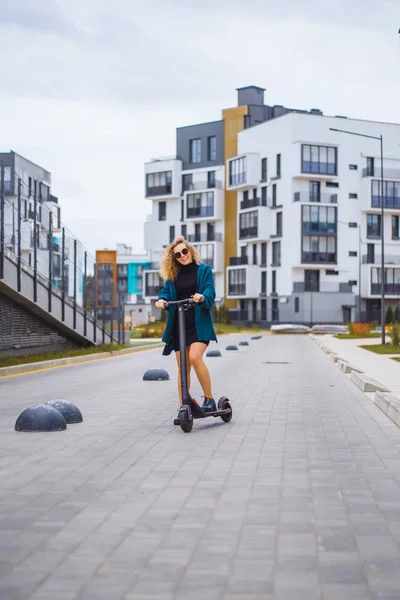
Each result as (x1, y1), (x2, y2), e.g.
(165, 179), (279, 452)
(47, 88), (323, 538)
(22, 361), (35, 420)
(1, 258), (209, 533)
(164, 298), (194, 308)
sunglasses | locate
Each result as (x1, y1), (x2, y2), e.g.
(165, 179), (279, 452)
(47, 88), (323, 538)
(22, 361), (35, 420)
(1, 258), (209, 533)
(174, 248), (189, 260)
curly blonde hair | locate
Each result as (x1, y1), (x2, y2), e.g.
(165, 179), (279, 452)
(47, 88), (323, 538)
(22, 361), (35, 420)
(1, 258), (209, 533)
(159, 236), (201, 282)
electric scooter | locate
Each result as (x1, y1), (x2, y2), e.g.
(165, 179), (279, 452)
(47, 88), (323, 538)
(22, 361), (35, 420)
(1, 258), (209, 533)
(164, 298), (232, 433)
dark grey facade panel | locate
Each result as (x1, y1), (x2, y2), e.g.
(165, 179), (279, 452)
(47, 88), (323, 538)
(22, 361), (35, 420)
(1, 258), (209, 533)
(176, 120), (224, 171)
(237, 86), (265, 107)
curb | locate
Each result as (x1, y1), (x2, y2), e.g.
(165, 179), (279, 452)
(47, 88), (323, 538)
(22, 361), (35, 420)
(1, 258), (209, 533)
(374, 392), (400, 428)
(0, 343), (163, 377)
(350, 371), (390, 393)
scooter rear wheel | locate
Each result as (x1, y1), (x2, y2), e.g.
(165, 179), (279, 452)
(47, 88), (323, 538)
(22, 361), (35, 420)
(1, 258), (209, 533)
(179, 407), (193, 433)
(218, 397), (233, 423)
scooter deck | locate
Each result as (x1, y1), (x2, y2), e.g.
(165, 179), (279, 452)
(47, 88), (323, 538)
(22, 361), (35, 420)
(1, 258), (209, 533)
(185, 401), (231, 420)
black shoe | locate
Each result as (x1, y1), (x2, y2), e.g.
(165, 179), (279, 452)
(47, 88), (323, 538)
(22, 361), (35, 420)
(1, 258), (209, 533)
(202, 397), (217, 412)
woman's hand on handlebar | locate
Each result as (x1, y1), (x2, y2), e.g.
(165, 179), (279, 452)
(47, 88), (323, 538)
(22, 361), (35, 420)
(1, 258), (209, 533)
(192, 293), (204, 303)
(155, 299), (167, 309)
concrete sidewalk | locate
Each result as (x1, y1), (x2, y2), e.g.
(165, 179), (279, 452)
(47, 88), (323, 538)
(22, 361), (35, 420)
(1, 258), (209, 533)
(1, 334), (400, 599)
(311, 334), (400, 398)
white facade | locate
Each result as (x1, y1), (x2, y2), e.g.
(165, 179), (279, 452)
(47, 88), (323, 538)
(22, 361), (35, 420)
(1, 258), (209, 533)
(227, 112), (400, 323)
(143, 158), (225, 304)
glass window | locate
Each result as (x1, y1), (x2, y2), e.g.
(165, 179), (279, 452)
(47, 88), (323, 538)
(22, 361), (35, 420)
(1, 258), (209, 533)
(208, 136), (217, 161)
(190, 139), (202, 163)
(302, 144), (337, 175)
(158, 201), (166, 221)
(146, 171), (172, 196)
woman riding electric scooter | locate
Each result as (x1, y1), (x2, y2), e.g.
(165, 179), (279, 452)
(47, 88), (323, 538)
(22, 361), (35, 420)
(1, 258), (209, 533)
(155, 236), (218, 423)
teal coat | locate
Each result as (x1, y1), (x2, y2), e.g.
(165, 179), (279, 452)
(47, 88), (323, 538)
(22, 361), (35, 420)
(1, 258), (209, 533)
(158, 263), (217, 355)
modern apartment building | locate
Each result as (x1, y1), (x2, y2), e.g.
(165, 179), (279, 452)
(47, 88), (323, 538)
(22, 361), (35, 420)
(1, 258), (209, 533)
(226, 112), (400, 324)
(142, 86), (323, 311)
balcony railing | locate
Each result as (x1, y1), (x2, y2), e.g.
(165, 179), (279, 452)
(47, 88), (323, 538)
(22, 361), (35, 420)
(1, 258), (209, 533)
(239, 226), (258, 239)
(371, 283), (400, 295)
(362, 254), (400, 265)
(145, 286), (162, 297)
(302, 252), (336, 264)
(362, 167), (400, 179)
(294, 192), (338, 204)
(186, 205), (214, 218)
(371, 196), (400, 209)
(146, 184), (172, 197)
(240, 197), (260, 210)
(293, 281), (352, 293)
(187, 232), (222, 243)
(228, 284), (246, 295)
(229, 256), (257, 266)
(201, 258), (214, 269)
(302, 222), (337, 235)
(183, 180), (223, 192)
(229, 173), (246, 187)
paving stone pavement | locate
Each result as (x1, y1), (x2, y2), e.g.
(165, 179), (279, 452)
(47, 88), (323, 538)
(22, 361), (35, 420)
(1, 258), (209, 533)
(1, 334), (400, 599)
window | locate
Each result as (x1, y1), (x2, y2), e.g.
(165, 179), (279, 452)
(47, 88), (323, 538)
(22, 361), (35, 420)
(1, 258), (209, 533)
(301, 144), (337, 175)
(169, 226), (175, 243)
(239, 210), (258, 239)
(147, 171), (172, 196)
(252, 244), (257, 265)
(366, 244), (375, 263)
(261, 187), (267, 206)
(367, 214), (381, 238)
(305, 270), (320, 291)
(228, 268), (246, 295)
(207, 222), (215, 241)
(243, 190), (249, 202)
(326, 269), (339, 275)
(146, 272), (162, 296)
(272, 184), (277, 207)
(294, 297), (300, 313)
(207, 171), (216, 188)
(229, 156), (246, 186)
(276, 212), (282, 236)
(28, 177), (32, 198)
(349, 251), (357, 257)
(186, 191), (214, 218)
(261, 271), (267, 294)
(326, 181), (339, 188)
(302, 205), (337, 234)
(181, 198), (184, 221)
(195, 243), (214, 268)
(261, 243), (267, 267)
(349, 222), (358, 228)
(272, 270), (276, 294)
(309, 181), (321, 202)
(272, 241), (281, 266)
(348, 280), (357, 286)
(34, 180), (37, 197)
(190, 139), (202, 164)
(371, 268), (400, 294)
(392, 215), (399, 239)
(252, 188), (257, 199)
(349, 164), (358, 170)
(181, 224), (187, 238)
(194, 223), (201, 241)
(366, 157), (374, 177)
(158, 201), (166, 221)
(372, 180), (400, 209)
(276, 154), (281, 178)
(207, 136), (217, 161)
(182, 173), (193, 192)
(261, 158), (267, 182)
(302, 235), (336, 263)
(349, 193), (358, 199)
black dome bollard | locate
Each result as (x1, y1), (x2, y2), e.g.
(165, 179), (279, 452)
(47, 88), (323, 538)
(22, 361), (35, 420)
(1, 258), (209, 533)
(143, 368), (170, 381)
(46, 400), (83, 424)
(15, 404), (67, 432)
(225, 345), (238, 351)
(239, 341), (249, 346)
(206, 350), (222, 357)
(251, 335), (262, 340)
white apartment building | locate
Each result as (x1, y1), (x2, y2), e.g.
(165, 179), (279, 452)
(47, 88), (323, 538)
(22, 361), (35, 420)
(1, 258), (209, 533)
(226, 112), (400, 324)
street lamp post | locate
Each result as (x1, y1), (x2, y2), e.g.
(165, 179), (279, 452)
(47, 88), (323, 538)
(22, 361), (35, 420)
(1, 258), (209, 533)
(330, 127), (385, 344)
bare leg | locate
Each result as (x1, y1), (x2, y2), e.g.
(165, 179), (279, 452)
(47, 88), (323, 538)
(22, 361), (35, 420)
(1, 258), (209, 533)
(175, 348), (191, 405)
(189, 342), (213, 398)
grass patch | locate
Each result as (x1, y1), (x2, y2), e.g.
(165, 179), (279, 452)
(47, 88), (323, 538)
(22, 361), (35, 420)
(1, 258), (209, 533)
(334, 333), (381, 340)
(359, 344), (400, 355)
(130, 340), (162, 347)
(392, 357), (400, 362)
(0, 344), (130, 368)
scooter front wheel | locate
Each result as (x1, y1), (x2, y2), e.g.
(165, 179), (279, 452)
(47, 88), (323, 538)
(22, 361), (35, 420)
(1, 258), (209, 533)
(179, 406), (193, 433)
(218, 397), (233, 423)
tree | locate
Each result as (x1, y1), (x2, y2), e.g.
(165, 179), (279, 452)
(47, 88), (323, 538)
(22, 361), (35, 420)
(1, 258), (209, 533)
(394, 304), (400, 324)
(385, 305), (394, 325)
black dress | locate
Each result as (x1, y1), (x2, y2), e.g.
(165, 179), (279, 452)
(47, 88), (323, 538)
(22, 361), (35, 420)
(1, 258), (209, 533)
(172, 261), (209, 352)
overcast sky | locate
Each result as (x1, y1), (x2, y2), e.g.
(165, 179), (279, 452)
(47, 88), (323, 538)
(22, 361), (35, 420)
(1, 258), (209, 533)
(1, 0), (399, 257)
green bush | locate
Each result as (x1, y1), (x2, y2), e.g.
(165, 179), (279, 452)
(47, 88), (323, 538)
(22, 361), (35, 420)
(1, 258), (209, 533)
(392, 323), (400, 347)
(394, 305), (400, 324)
(386, 306), (394, 325)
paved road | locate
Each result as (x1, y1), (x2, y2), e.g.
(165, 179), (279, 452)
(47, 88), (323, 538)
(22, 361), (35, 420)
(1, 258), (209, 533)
(1, 334), (400, 600)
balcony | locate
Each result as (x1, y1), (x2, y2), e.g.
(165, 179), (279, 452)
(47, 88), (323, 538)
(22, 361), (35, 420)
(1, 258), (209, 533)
(301, 252), (336, 264)
(229, 256), (257, 266)
(187, 205), (214, 219)
(371, 283), (400, 295)
(362, 167), (400, 179)
(362, 254), (400, 265)
(294, 192), (338, 204)
(239, 226), (258, 240)
(187, 233), (222, 243)
(145, 158), (182, 199)
(145, 285), (162, 298)
(240, 197), (261, 210)
(226, 264), (260, 298)
(146, 184), (172, 198)
(227, 152), (261, 191)
(302, 222), (337, 235)
(228, 283), (246, 295)
(371, 196), (400, 210)
(183, 180), (223, 192)
(293, 281), (352, 293)
(185, 188), (223, 221)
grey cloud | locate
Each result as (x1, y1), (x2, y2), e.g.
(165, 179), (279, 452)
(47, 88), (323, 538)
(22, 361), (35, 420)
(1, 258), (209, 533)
(0, 0), (79, 36)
